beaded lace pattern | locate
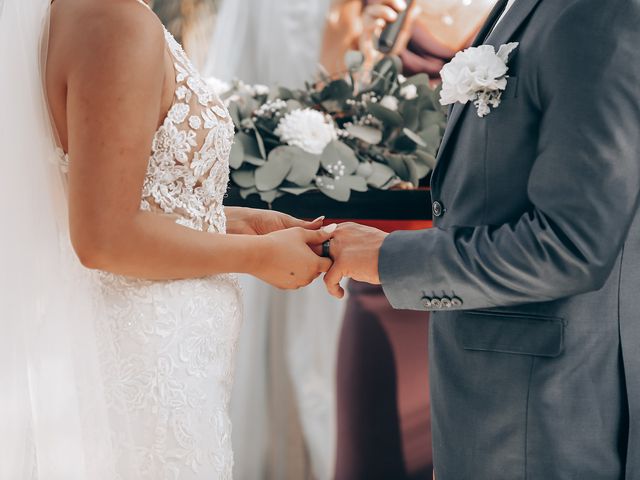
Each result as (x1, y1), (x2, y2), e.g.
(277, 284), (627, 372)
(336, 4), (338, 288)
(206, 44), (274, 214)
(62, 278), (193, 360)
(58, 28), (242, 480)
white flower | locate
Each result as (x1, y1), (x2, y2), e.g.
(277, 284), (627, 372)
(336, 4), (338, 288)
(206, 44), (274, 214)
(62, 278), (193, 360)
(439, 42), (518, 117)
(400, 84), (418, 100)
(398, 74), (407, 84)
(274, 109), (337, 155)
(205, 77), (232, 97)
(253, 84), (270, 96)
(379, 95), (399, 111)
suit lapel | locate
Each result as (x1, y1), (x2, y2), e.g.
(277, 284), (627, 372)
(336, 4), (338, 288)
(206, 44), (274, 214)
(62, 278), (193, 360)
(432, 0), (543, 188)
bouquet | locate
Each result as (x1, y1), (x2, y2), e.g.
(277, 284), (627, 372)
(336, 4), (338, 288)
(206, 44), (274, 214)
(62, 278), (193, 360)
(211, 52), (447, 203)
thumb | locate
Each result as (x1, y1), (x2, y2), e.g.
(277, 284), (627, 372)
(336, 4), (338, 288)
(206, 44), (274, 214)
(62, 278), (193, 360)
(304, 223), (337, 244)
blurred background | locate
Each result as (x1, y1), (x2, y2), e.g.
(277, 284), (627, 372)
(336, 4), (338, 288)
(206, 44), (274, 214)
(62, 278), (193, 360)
(149, 1), (497, 479)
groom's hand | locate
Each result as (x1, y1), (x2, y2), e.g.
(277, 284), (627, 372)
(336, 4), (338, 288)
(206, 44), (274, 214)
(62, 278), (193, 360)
(324, 223), (388, 299)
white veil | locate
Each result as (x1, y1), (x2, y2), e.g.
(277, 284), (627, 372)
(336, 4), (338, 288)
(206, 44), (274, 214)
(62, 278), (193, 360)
(0, 1), (121, 477)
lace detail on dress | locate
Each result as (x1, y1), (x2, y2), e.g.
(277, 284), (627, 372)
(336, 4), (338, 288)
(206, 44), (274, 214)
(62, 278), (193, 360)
(141, 29), (234, 234)
(56, 28), (242, 479)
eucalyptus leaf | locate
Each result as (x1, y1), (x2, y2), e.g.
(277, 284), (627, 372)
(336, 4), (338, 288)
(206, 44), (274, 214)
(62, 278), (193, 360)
(404, 73), (431, 87)
(316, 176), (351, 202)
(255, 149), (294, 191)
(231, 169), (256, 188)
(366, 162), (397, 189)
(416, 150), (438, 169)
(236, 132), (265, 166)
(385, 154), (411, 181)
(280, 186), (317, 195)
(322, 79), (353, 102)
(341, 175), (368, 192)
(229, 138), (244, 169)
(368, 102), (404, 128)
(252, 127), (267, 159)
(321, 140), (359, 175)
(239, 187), (258, 199)
(405, 156), (421, 187)
(346, 125), (383, 145)
(227, 102), (242, 128)
(402, 128), (428, 147)
(285, 147), (321, 186)
(419, 124), (442, 152)
(259, 190), (282, 204)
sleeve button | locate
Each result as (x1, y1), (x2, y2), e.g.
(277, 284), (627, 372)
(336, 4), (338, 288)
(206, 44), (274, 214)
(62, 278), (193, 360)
(451, 297), (463, 307)
(441, 297), (452, 308)
(431, 298), (442, 309)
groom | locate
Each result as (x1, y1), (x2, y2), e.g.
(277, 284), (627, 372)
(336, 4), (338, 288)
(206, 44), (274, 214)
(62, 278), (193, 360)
(324, 0), (640, 478)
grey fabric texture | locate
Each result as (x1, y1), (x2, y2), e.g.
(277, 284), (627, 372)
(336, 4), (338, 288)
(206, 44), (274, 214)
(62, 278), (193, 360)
(378, 0), (640, 478)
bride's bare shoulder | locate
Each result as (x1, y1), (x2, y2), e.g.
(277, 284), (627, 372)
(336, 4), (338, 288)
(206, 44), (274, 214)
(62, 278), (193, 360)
(50, 0), (164, 68)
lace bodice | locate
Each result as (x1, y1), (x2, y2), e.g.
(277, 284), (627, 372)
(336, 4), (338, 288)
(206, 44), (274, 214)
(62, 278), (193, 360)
(59, 28), (234, 234)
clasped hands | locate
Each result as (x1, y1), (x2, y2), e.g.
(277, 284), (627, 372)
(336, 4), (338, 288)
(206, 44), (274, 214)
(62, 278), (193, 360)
(227, 207), (387, 296)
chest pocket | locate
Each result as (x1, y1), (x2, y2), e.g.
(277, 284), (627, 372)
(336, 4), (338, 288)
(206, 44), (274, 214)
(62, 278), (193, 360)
(456, 310), (564, 358)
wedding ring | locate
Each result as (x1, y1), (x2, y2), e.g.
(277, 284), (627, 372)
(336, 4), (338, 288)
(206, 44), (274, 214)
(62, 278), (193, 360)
(322, 240), (331, 258)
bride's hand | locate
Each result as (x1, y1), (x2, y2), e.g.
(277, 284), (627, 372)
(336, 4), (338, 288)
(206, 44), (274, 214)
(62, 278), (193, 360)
(255, 226), (335, 290)
(226, 207), (325, 236)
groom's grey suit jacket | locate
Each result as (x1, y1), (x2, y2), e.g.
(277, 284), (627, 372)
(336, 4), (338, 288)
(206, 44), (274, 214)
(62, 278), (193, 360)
(379, 0), (640, 478)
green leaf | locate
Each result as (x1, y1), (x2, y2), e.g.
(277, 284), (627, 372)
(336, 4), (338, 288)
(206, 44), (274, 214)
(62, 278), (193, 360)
(405, 156), (421, 186)
(253, 127), (267, 159)
(229, 138), (244, 169)
(280, 186), (317, 195)
(402, 128), (428, 148)
(321, 79), (353, 102)
(285, 147), (321, 186)
(255, 148), (294, 191)
(286, 100), (303, 112)
(385, 154), (411, 181)
(368, 102), (404, 128)
(399, 101), (420, 131)
(416, 150), (437, 169)
(316, 176), (351, 202)
(341, 175), (368, 192)
(419, 124), (442, 153)
(345, 50), (365, 71)
(345, 125), (383, 145)
(259, 190), (282, 204)
(239, 187), (258, 199)
(231, 169), (256, 188)
(321, 140), (359, 175)
(227, 102), (242, 127)
(237, 132), (265, 166)
(366, 162), (397, 189)
(404, 73), (431, 87)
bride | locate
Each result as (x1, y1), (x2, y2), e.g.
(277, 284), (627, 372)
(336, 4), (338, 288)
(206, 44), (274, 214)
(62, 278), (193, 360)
(0, 0), (334, 478)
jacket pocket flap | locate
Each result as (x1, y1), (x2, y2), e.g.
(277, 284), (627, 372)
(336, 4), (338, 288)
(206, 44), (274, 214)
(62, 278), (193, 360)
(457, 311), (564, 358)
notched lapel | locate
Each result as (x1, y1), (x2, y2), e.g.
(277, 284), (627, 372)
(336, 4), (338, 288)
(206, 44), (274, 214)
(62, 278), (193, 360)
(432, 0), (542, 188)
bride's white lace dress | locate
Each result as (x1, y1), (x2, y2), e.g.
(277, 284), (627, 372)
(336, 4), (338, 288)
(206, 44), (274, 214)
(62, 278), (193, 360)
(58, 29), (243, 480)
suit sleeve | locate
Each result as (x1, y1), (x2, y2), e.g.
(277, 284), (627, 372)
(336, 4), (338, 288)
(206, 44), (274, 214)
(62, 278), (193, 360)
(379, 0), (640, 311)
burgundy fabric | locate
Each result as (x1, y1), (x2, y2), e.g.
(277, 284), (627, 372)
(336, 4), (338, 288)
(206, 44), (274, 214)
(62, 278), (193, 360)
(335, 281), (432, 480)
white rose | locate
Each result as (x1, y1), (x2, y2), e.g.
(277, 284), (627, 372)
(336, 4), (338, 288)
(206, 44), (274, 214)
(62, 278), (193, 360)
(400, 84), (418, 100)
(275, 109), (338, 155)
(379, 95), (399, 111)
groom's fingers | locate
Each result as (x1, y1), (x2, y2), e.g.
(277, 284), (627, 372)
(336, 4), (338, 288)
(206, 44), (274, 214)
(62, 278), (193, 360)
(317, 257), (333, 273)
(324, 264), (345, 299)
(301, 223), (337, 245)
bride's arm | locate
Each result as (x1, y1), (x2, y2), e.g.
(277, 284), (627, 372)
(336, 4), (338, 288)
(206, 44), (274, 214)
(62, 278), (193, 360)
(60, 2), (331, 288)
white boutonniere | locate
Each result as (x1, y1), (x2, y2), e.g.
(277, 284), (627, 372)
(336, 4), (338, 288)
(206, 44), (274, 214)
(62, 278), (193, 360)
(439, 42), (519, 118)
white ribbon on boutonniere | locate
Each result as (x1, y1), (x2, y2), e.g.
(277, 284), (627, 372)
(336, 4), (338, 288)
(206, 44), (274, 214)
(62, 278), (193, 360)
(439, 42), (519, 118)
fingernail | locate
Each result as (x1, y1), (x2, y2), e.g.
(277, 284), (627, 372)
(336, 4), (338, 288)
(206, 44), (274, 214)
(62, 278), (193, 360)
(312, 216), (325, 223)
(398, 0), (407, 10)
(323, 223), (337, 234)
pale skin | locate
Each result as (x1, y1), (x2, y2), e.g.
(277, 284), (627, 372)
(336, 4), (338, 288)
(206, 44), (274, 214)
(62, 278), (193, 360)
(46, 0), (333, 290)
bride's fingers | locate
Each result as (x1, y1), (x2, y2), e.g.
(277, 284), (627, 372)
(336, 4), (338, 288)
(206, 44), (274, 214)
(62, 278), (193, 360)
(293, 215), (325, 230)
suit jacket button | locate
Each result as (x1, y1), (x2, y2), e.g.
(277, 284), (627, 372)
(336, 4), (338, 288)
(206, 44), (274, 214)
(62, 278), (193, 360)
(431, 298), (442, 309)
(451, 297), (463, 307)
(441, 297), (452, 308)
(421, 297), (432, 308)
(432, 201), (444, 217)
